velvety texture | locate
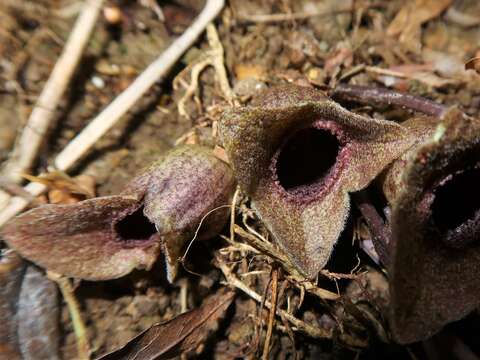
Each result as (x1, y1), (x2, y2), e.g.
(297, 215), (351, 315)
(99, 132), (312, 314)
(220, 85), (417, 278)
(2, 195), (159, 280)
(384, 108), (480, 343)
(2, 145), (235, 282)
(126, 145), (236, 282)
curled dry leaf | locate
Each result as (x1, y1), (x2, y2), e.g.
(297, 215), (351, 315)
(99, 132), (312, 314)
(98, 289), (235, 360)
(2, 145), (235, 281)
(219, 85), (416, 278)
(22, 171), (96, 199)
(382, 108), (480, 343)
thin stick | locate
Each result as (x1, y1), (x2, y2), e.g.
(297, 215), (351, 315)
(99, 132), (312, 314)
(236, 5), (354, 24)
(3, 0), (104, 183)
(331, 83), (447, 117)
(0, 0), (225, 228)
(54, 0), (225, 171)
(262, 269), (278, 360)
(47, 271), (90, 360)
(218, 260), (367, 348)
(230, 187), (240, 243)
(234, 225), (340, 301)
(218, 259), (332, 339)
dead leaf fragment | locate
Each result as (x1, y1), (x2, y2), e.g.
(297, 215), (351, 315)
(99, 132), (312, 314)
(17, 266), (59, 360)
(234, 63), (266, 81)
(98, 289), (235, 360)
(22, 171), (96, 199)
(0, 250), (25, 360)
(465, 57), (480, 74)
(387, 0), (453, 52)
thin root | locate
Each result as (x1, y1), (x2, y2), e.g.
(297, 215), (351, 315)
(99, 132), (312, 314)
(47, 271), (90, 360)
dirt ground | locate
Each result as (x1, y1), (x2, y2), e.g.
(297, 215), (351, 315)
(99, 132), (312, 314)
(1, 0), (480, 359)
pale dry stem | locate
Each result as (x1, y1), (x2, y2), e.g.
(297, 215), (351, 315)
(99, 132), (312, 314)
(262, 268), (278, 360)
(176, 23), (235, 120)
(2, 0), (104, 184)
(233, 225), (340, 301)
(47, 271), (90, 360)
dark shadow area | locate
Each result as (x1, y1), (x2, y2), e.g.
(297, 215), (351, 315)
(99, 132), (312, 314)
(432, 168), (480, 247)
(114, 206), (157, 242)
(276, 127), (340, 192)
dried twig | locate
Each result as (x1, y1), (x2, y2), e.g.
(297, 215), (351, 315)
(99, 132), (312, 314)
(234, 225), (340, 301)
(218, 259), (367, 348)
(2, 0), (104, 183)
(331, 83), (447, 117)
(262, 268), (278, 360)
(176, 23), (235, 119)
(235, 5), (354, 24)
(47, 271), (90, 360)
(0, 0), (226, 228)
(217, 258), (333, 339)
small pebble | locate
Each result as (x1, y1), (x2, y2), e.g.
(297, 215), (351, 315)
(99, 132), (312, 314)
(91, 76), (105, 89)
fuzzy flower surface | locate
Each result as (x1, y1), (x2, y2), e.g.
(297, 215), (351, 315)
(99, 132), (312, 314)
(384, 109), (480, 343)
(2, 145), (235, 281)
(220, 85), (416, 278)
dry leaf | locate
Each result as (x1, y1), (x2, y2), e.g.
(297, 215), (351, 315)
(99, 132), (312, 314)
(387, 0), (453, 52)
(98, 289), (235, 360)
(219, 85), (417, 278)
(465, 57), (480, 74)
(22, 171), (96, 199)
(17, 266), (59, 360)
(324, 46), (353, 76)
(234, 64), (267, 81)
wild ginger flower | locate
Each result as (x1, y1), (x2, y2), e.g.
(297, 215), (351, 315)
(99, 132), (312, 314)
(2, 145), (235, 282)
(219, 85), (417, 278)
(382, 108), (480, 343)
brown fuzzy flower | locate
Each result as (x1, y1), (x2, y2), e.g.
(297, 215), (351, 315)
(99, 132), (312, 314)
(1, 145), (235, 281)
(219, 85), (417, 278)
(382, 108), (480, 343)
